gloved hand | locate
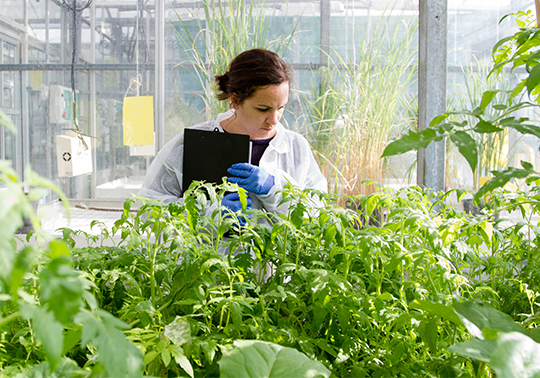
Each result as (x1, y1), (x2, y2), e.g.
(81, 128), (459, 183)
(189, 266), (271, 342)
(221, 192), (253, 227)
(227, 163), (275, 195)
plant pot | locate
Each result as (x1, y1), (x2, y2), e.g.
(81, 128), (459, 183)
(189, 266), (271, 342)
(16, 198), (40, 234)
(462, 198), (499, 220)
(346, 200), (385, 228)
(462, 198), (483, 216)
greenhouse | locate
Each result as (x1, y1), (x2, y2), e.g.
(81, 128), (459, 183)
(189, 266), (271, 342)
(1, 0), (540, 376)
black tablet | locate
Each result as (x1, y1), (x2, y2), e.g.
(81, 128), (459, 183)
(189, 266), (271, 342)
(182, 128), (251, 191)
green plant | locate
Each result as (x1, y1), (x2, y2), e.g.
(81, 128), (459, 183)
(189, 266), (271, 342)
(171, 0), (298, 119)
(419, 300), (540, 377)
(4, 173), (540, 376)
(0, 162), (144, 376)
(301, 11), (418, 199)
(446, 58), (515, 191)
(382, 9), (540, 202)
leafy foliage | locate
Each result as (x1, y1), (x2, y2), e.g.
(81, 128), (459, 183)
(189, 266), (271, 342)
(219, 340), (331, 378)
(2, 165), (540, 376)
(0, 163), (144, 376)
(382, 10), (540, 201)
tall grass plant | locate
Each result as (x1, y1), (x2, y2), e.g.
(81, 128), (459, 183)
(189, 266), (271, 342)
(301, 12), (418, 200)
(171, 0), (298, 120)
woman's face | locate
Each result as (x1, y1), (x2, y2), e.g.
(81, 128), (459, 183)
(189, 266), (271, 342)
(227, 81), (289, 140)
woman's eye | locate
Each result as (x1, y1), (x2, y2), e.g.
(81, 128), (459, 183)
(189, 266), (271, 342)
(257, 108), (269, 112)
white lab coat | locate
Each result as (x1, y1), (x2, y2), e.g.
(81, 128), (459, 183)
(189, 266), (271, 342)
(139, 110), (328, 215)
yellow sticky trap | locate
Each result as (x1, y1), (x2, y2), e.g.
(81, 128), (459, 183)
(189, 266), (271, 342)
(123, 96), (154, 146)
(30, 71), (43, 89)
(479, 176), (491, 187)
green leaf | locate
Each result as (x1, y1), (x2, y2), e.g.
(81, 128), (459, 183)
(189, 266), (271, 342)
(161, 348), (171, 367)
(425, 318), (439, 352)
(290, 202), (306, 229)
(20, 304), (64, 372)
(170, 345), (194, 378)
(49, 240), (71, 260)
(238, 188), (249, 212)
(219, 340), (331, 378)
(480, 90), (498, 111)
(453, 302), (528, 340)
(385, 252), (405, 274)
(473, 120), (503, 133)
(527, 64), (540, 95)
(11, 245), (38, 297)
(76, 310), (144, 377)
(201, 258), (229, 274)
(39, 256), (84, 325)
(165, 316), (192, 346)
(450, 131), (478, 173)
(430, 113), (451, 126)
(503, 119), (540, 139)
(475, 163), (536, 201)
(62, 327), (82, 355)
(382, 128), (440, 157)
(410, 300), (464, 326)
(231, 301), (243, 328)
(449, 338), (497, 362)
(490, 332), (540, 378)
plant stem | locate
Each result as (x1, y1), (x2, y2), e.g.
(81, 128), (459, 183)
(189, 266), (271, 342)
(0, 312), (20, 328)
(149, 231), (159, 309)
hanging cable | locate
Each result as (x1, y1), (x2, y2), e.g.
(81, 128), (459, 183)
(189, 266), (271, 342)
(125, 0), (143, 99)
(64, 0), (94, 149)
(135, 0), (140, 95)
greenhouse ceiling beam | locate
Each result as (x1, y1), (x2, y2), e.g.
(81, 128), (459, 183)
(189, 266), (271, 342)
(0, 62), (422, 71)
(0, 63), (155, 71)
(3, 62), (509, 75)
(418, 0), (447, 192)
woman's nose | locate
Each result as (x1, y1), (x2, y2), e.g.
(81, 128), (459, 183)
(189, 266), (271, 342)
(266, 110), (280, 125)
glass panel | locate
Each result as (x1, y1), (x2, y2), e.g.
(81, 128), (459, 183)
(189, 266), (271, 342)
(2, 42), (16, 109)
(1, 0), (538, 200)
(0, 0), (24, 23)
(446, 0), (537, 190)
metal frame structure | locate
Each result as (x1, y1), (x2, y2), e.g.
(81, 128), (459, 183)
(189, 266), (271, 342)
(2, 0), (533, 198)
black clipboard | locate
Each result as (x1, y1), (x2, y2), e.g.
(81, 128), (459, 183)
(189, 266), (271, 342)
(182, 128), (251, 191)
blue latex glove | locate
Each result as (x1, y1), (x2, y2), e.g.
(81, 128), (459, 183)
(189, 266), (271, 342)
(221, 192), (253, 212)
(227, 163), (275, 195)
(221, 192), (253, 227)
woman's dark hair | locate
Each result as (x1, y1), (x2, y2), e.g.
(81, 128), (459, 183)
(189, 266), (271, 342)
(214, 49), (291, 105)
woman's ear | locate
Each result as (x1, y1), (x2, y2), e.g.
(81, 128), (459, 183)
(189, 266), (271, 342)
(230, 93), (239, 109)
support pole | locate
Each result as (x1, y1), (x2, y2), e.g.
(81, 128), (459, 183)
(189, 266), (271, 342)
(320, 0), (331, 67)
(155, 0), (165, 152)
(417, 0), (447, 191)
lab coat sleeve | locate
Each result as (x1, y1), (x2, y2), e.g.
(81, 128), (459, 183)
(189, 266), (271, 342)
(138, 134), (184, 204)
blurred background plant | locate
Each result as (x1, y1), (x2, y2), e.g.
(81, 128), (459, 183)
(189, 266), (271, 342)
(446, 58), (516, 191)
(300, 12), (418, 203)
(171, 0), (299, 120)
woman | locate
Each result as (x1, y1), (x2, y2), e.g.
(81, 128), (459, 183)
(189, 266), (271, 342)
(139, 48), (327, 217)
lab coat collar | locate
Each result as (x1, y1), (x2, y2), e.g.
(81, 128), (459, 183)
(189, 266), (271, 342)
(269, 124), (289, 154)
(215, 109), (289, 154)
